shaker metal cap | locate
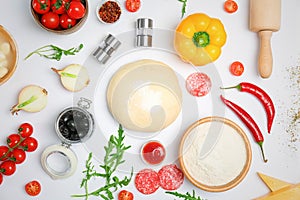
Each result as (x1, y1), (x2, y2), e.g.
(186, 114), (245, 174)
(93, 34), (121, 64)
(137, 18), (153, 29)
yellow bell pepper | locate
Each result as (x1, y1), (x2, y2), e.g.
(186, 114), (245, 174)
(174, 13), (227, 66)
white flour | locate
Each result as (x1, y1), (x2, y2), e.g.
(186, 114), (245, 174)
(182, 121), (247, 186)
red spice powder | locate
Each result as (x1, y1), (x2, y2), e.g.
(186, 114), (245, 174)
(98, 1), (121, 23)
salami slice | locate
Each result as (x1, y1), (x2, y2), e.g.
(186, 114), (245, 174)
(135, 169), (160, 194)
(186, 72), (212, 97)
(158, 164), (184, 190)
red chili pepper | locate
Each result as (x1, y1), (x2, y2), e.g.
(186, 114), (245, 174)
(221, 82), (275, 133)
(220, 95), (268, 163)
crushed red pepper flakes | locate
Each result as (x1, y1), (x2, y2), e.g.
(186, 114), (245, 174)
(98, 1), (121, 23)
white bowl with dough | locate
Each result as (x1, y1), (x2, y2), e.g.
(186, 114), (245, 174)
(106, 59), (182, 132)
(179, 116), (252, 192)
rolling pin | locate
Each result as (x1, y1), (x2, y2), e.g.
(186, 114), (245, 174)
(249, 0), (281, 78)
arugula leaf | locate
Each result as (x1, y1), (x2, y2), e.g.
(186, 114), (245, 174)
(24, 43), (83, 61)
(178, 0), (188, 18)
(166, 190), (206, 200)
(72, 125), (133, 200)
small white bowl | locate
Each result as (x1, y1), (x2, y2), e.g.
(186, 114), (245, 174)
(96, 0), (122, 24)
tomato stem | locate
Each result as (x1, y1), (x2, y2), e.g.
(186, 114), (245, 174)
(192, 31), (210, 47)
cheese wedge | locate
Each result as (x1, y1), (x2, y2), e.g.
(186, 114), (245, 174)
(255, 173), (300, 200)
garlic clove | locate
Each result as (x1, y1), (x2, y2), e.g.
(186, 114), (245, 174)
(1, 43), (10, 55)
(0, 66), (8, 78)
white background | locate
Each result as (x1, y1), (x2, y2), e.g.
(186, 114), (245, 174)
(0, 0), (300, 199)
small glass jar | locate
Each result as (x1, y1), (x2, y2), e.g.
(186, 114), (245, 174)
(41, 103), (94, 179)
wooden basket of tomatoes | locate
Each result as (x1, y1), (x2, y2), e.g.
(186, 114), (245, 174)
(31, 0), (88, 34)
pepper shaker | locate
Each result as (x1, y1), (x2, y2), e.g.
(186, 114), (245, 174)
(136, 18), (153, 47)
(93, 34), (121, 64)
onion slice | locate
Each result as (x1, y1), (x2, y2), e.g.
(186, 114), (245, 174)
(11, 85), (48, 115)
(51, 64), (89, 92)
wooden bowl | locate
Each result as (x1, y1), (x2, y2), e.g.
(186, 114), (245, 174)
(0, 25), (18, 85)
(179, 116), (252, 192)
(30, 0), (88, 34)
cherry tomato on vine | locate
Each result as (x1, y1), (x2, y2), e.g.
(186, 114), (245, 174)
(51, 0), (70, 14)
(32, 0), (51, 14)
(230, 61), (244, 76)
(0, 161), (16, 176)
(118, 190), (134, 200)
(10, 149), (26, 164)
(0, 146), (10, 161)
(0, 173), (3, 185)
(25, 180), (41, 196)
(224, 0), (238, 13)
(125, 0), (141, 12)
(18, 123), (33, 138)
(7, 134), (21, 148)
(20, 137), (38, 152)
(67, 1), (86, 19)
(41, 11), (60, 29)
(60, 13), (77, 29)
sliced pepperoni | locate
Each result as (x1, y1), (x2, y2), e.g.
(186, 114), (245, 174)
(158, 164), (184, 190)
(135, 169), (160, 194)
(186, 72), (212, 97)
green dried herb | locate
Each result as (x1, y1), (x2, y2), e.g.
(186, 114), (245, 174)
(166, 190), (206, 200)
(72, 125), (133, 200)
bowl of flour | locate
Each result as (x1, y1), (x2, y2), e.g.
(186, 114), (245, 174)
(179, 116), (252, 192)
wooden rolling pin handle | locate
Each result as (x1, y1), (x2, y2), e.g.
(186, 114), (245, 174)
(258, 30), (273, 78)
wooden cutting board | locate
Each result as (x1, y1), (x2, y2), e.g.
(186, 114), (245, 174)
(255, 173), (300, 200)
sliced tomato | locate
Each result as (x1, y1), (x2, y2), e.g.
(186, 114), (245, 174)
(25, 180), (41, 196)
(125, 0), (141, 12)
(230, 61), (244, 76)
(118, 190), (134, 200)
(224, 0), (238, 13)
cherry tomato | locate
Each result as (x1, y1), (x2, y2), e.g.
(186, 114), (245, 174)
(230, 61), (244, 76)
(20, 137), (38, 152)
(32, 0), (51, 14)
(125, 0), (141, 12)
(7, 134), (21, 148)
(0, 173), (3, 185)
(51, 0), (70, 14)
(67, 1), (86, 19)
(0, 161), (16, 176)
(0, 146), (10, 161)
(224, 0), (238, 13)
(60, 13), (77, 29)
(25, 180), (41, 196)
(41, 11), (60, 29)
(118, 190), (134, 200)
(10, 149), (26, 164)
(18, 123), (34, 138)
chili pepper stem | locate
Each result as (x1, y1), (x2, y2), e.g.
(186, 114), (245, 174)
(220, 84), (242, 91)
(258, 141), (268, 163)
